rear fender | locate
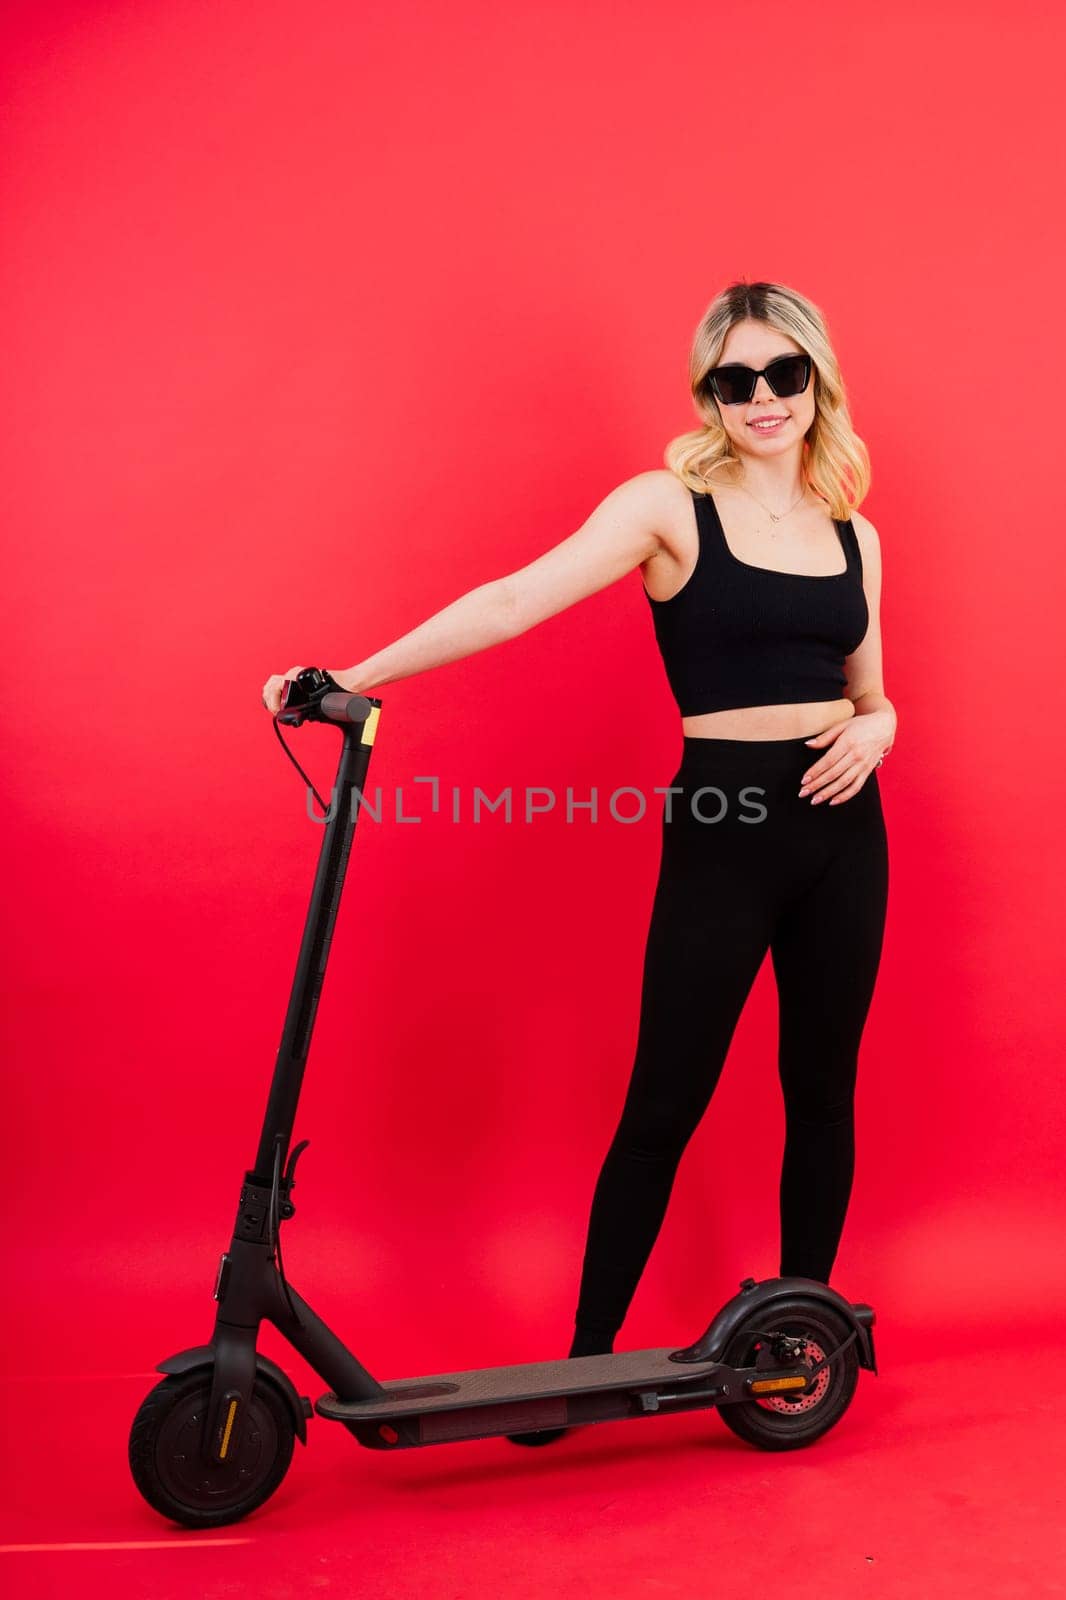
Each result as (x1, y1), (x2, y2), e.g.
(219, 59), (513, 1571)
(671, 1276), (878, 1375)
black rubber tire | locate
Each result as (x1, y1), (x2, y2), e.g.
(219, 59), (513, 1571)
(129, 1369), (295, 1528)
(715, 1296), (861, 1452)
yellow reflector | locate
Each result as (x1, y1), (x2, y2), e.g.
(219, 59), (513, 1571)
(361, 705), (381, 746)
(219, 1398), (239, 1458)
(750, 1375), (809, 1394)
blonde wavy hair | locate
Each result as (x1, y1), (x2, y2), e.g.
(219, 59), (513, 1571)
(663, 280), (871, 521)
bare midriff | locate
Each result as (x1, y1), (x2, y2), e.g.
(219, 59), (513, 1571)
(681, 698), (857, 741)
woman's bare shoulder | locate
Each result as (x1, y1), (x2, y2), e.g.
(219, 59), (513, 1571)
(605, 467), (688, 506)
(606, 469), (692, 544)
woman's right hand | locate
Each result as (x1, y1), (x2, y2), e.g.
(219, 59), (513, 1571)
(261, 665), (305, 715)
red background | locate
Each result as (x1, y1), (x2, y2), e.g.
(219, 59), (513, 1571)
(2, 0), (1063, 1590)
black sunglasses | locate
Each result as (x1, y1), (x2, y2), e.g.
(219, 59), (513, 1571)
(704, 353), (812, 406)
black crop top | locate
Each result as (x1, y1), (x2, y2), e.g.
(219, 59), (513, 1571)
(644, 488), (869, 717)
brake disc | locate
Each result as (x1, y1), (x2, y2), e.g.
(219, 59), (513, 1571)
(754, 1335), (831, 1414)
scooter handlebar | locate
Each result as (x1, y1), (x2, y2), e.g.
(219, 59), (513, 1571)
(276, 669), (378, 728)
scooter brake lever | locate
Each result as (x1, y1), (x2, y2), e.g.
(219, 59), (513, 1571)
(278, 668), (344, 726)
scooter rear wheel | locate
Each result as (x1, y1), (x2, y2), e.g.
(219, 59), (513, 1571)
(716, 1296), (860, 1451)
(129, 1370), (295, 1527)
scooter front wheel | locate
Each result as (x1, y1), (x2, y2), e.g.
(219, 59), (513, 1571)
(129, 1369), (295, 1527)
(716, 1296), (861, 1452)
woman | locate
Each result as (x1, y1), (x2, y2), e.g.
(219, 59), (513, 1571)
(262, 279), (894, 1445)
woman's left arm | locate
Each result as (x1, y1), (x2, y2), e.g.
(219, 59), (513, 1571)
(799, 511), (896, 804)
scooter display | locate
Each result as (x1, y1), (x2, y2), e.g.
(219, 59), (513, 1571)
(128, 668), (878, 1528)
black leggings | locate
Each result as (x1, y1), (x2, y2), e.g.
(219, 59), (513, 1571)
(572, 733), (889, 1348)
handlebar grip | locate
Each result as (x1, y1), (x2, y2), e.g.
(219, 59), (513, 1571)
(319, 690), (374, 725)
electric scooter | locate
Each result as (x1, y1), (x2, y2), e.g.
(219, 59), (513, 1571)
(128, 668), (879, 1529)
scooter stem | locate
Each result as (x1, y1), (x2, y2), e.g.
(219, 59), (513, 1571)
(250, 703), (381, 1185)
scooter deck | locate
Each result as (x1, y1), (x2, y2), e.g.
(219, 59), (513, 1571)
(316, 1347), (725, 1421)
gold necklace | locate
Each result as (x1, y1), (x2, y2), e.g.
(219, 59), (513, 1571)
(734, 482), (808, 525)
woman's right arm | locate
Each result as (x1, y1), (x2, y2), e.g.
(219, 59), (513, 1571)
(326, 470), (673, 698)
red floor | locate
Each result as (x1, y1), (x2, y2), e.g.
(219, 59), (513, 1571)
(1, 1327), (1061, 1599)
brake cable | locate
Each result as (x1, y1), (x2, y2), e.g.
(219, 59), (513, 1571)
(271, 710), (334, 818)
